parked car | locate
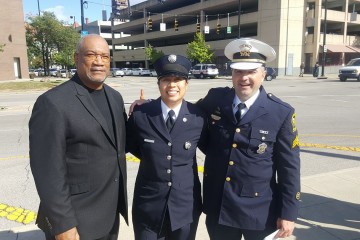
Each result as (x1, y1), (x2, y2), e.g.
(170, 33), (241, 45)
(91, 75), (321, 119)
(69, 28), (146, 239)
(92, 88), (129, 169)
(149, 69), (157, 77)
(191, 64), (219, 79)
(49, 68), (58, 77)
(132, 68), (151, 76)
(338, 58), (360, 81)
(69, 69), (77, 77)
(59, 69), (67, 78)
(265, 67), (277, 81)
(122, 68), (133, 75)
(110, 68), (124, 77)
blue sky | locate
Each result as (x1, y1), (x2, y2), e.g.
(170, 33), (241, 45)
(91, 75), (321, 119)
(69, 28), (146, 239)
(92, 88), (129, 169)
(23, 0), (145, 24)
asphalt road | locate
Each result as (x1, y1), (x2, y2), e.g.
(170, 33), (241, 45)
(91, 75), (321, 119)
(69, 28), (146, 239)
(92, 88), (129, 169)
(0, 74), (359, 230)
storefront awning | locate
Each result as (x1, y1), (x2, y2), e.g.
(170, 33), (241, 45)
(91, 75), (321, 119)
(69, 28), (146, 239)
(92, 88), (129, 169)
(321, 44), (356, 53)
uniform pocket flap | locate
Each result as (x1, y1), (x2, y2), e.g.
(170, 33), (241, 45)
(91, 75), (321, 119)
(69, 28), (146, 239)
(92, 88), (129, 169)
(240, 182), (269, 198)
(250, 128), (276, 142)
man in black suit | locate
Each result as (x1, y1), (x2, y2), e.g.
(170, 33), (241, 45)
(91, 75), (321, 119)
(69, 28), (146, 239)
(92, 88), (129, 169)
(126, 54), (207, 240)
(29, 34), (128, 240)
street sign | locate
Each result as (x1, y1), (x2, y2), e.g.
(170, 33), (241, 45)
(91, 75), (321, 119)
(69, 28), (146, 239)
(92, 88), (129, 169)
(204, 25), (209, 34)
(227, 26), (232, 34)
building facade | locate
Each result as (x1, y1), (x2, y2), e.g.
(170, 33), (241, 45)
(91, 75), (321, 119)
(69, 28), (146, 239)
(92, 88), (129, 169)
(0, 0), (29, 81)
(112, 0), (360, 76)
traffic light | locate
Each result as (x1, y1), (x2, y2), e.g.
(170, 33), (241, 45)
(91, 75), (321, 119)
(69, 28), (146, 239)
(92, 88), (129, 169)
(216, 23), (221, 34)
(174, 19), (179, 31)
(148, 18), (152, 31)
(196, 23), (200, 33)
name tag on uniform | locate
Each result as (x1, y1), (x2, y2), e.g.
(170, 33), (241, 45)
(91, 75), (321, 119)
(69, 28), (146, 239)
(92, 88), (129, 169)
(144, 139), (155, 143)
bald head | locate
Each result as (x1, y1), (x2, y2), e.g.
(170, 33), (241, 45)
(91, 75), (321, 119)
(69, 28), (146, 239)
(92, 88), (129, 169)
(74, 34), (111, 90)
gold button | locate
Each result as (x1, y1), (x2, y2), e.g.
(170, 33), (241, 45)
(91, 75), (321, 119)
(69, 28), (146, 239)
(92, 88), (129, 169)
(255, 192), (259, 197)
(232, 143), (237, 148)
(235, 128), (240, 133)
(229, 161), (234, 166)
(226, 177), (231, 182)
(168, 142), (172, 146)
(262, 136), (266, 140)
(166, 169), (171, 174)
(168, 182), (172, 187)
(167, 155), (172, 160)
(212, 121), (215, 125)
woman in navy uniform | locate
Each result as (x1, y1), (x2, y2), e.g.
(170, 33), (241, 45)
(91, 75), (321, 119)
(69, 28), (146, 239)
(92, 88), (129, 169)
(126, 55), (207, 240)
(197, 38), (301, 240)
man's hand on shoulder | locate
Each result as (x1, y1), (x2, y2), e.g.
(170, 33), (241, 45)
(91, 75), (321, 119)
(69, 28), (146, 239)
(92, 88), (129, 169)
(55, 227), (80, 240)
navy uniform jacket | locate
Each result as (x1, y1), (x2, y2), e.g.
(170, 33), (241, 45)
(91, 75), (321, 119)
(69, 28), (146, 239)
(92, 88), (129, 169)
(29, 75), (128, 239)
(126, 98), (207, 233)
(197, 86), (300, 230)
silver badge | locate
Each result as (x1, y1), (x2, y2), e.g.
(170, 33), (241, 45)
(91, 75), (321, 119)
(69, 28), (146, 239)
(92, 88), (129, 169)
(184, 141), (191, 150)
(256, 143), (267, 154)
(168, 54), (177, 63)
(183, 117), (187, 122)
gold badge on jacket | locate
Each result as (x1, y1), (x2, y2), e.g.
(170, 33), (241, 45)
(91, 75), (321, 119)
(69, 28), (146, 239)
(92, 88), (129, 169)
(256, 142), (267, 154)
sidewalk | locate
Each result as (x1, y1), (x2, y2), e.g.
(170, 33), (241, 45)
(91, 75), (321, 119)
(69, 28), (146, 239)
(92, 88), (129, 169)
(1, 167), (359, 240)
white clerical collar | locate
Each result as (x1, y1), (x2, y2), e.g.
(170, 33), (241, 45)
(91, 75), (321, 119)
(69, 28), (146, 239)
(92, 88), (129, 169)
(161, 100), (182, 121)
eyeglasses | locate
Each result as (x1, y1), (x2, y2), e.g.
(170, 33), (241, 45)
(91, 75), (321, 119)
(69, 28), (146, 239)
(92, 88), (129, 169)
(83, 53), (110, 63)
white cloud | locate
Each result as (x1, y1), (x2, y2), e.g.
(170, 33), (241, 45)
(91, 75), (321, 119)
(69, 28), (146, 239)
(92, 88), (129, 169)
(43, 5), (69, 22)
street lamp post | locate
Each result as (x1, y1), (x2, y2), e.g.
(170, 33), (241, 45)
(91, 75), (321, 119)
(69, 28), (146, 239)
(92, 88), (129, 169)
(37, 0), (47, 76)
(320, 0), (328, 77)
(70, 16), (76, 29)
(37, 0), (41, 16)
(238, 0), (241, 38)
(80, 0), (85, 31)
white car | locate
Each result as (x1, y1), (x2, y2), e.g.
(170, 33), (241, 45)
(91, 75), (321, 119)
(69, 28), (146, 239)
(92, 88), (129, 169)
(150, 69), (157, 77)
(191, 64), (219, 79)
(111, 68), (125, 77)
(132, 68), (151, 76)
(59, 69), (67, 78)
(69, 69), (77, 77)
(121, 68), (133, 75)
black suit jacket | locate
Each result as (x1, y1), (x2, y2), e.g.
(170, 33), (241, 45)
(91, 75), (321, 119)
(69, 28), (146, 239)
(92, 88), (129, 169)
(29, 75), (128, 239)
(126, 98), (207, 233)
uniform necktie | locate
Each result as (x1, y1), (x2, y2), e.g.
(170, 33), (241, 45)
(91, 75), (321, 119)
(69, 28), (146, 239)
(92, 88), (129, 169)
(235, 103), (246, 123)
(166, 110), (175, 131)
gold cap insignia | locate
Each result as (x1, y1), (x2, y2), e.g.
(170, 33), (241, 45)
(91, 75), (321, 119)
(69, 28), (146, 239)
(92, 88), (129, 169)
(239, 44), (252, 57)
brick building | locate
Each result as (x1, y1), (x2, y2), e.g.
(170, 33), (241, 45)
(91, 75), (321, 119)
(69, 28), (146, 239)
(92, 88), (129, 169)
(0, 0), (29, 81)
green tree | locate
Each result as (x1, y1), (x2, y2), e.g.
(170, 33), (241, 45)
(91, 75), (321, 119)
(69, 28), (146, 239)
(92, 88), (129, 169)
(145, 44), (164, 64)
(26, 12), (80, 74)
(186, 32), (214, 64)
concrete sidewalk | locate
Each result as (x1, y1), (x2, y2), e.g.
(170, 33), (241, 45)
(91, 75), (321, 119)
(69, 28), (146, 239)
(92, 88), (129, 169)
(1, 167), (359, 240)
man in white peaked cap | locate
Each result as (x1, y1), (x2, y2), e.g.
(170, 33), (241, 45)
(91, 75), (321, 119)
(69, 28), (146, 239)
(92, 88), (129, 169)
(197, 38), (301, 240)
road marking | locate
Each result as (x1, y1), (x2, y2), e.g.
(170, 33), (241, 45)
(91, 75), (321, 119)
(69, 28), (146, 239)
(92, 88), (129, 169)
(299, 142), (360, 152)
(0, 203), (37, 224)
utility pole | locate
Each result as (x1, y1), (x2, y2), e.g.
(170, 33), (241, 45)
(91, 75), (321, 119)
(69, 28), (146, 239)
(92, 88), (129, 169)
(320, 0), (328, 78)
